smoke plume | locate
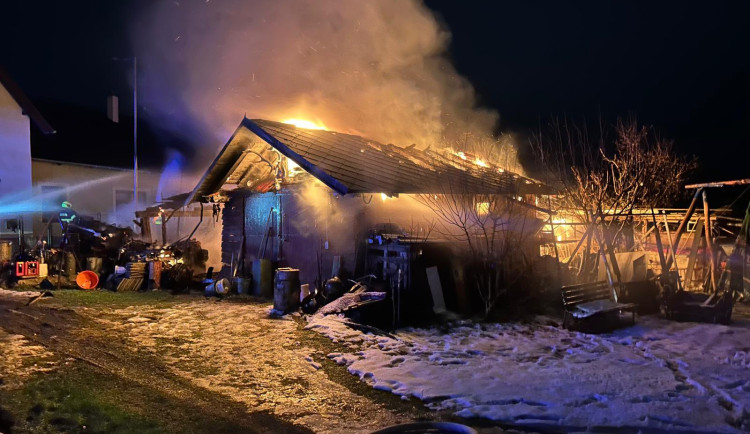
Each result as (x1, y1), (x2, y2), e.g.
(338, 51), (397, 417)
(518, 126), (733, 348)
(133, 0), (500, 163)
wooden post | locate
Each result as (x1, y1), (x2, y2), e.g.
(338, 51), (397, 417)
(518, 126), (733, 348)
(650, 208), (668, 274)
(662, 212), (683, 290)
(594, 226), (618, 302)
(161, 215), (168, 246)
(589, 212), (620, 301)
(564, 222), (595, 267)
(141, 217), (152, 243)
(601, 217), (624, 289)
(662, 213), (677, 267)
(548, 215), (561, 261)
(580, 224), (594, 278)
(684, 219), (703, 290)
(702, 190), (718, 293)
(546, 196), (565, 289)
(665, 188), (702, 270)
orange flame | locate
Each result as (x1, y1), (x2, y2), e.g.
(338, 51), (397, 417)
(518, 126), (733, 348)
(281, 118), (328, 130)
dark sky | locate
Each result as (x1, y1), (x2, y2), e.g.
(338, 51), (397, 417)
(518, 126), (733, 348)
(2, 1), (749, 180)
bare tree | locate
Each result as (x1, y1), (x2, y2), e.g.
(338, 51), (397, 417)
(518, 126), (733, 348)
(531, 117), (695, 279)
(417, 134), (542, 316)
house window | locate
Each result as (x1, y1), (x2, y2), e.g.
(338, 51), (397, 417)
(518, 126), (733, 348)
(3, 219), (19, 231)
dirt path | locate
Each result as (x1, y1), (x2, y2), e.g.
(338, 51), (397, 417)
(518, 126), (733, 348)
(0, 299), (312, 433)
(0, 293), (435, 433)
(81, 299), (429, 433)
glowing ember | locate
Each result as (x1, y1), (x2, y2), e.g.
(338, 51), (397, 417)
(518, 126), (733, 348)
(281, 118), (328, 130)
(474, 158), (487, 167)
(456, 151), (467, 160)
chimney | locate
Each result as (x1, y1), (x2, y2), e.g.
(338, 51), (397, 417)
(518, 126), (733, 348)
(107, 95), (119, 123)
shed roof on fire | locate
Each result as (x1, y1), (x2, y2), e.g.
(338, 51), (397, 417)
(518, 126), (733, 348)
(187, 117), (552, 204)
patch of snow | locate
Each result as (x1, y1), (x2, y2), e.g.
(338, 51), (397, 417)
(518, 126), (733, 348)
(304, 355), (322, 370)
(0, 288), (45, 301)
(316, 292), (386, 316)
(307, 309), (750, 432)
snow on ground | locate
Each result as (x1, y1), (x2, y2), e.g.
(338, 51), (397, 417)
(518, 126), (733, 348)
(0, 288), (45, 302)
(306, 307), (750, 432)
(0, 327), (57, 389)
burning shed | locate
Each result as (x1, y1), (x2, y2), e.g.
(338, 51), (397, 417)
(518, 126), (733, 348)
(188, 118), (552, 316)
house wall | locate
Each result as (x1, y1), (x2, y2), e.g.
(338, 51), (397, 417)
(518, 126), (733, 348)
(220, 184), (547, 315)
(0, 82), (33, 241)
(222, 188), (362, 286)
(30, 159), (160, 242)
(222, 184), (452, 287)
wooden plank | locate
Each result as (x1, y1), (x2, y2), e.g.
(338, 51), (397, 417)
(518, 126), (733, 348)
(685, 219), (704, 288)
(563, 288), (611, 298)
(665, 189), (701, 270)
(702, 190), (718, 292)
(563, 287), (612, 297)
(563, 289), (611, 300)
(651, 208), (668, 274)
(563, 290), (612, 301)
(686, 179), (750, 189)
(562, 281), (609, 291)
(426, 266), (447, 313)
(564, 281), (611, 290)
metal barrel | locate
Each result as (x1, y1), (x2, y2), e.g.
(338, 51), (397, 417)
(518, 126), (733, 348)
(252, 259), (273, 297)
(273, 268), (301, 313)
(205, 278), (231, 297)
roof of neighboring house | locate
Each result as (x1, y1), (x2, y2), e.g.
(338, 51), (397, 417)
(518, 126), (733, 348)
(29, 101), (182, 169)
(32, 158), (154, 174)
(0, 66), (55, 134)
(187, 117), (553, 203)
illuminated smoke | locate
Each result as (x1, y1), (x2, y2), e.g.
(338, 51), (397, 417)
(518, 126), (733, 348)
(133, 0), (501, 162)
(133, 0), (525, 251)
(155, 150), (186, 201)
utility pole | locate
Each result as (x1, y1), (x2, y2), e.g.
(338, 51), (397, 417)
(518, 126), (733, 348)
(133, 56), (138, 230)
(111, 56), (140, 231)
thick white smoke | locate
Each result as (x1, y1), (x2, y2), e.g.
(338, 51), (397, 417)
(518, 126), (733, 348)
(133, 0), (499, 160)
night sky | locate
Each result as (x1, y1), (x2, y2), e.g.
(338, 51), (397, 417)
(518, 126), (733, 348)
(2, 1), (748, 182)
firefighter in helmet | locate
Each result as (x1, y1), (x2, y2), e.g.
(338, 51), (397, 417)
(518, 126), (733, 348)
(58, 201), (78, 229)
(57, 201), (100, 239)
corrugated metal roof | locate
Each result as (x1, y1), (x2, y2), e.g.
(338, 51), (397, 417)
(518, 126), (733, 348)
(187, 117), (552, 203)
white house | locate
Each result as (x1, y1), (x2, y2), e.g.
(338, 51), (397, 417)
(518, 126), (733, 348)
(0, 67), (160, 251)
(0, 66), (55, 247)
